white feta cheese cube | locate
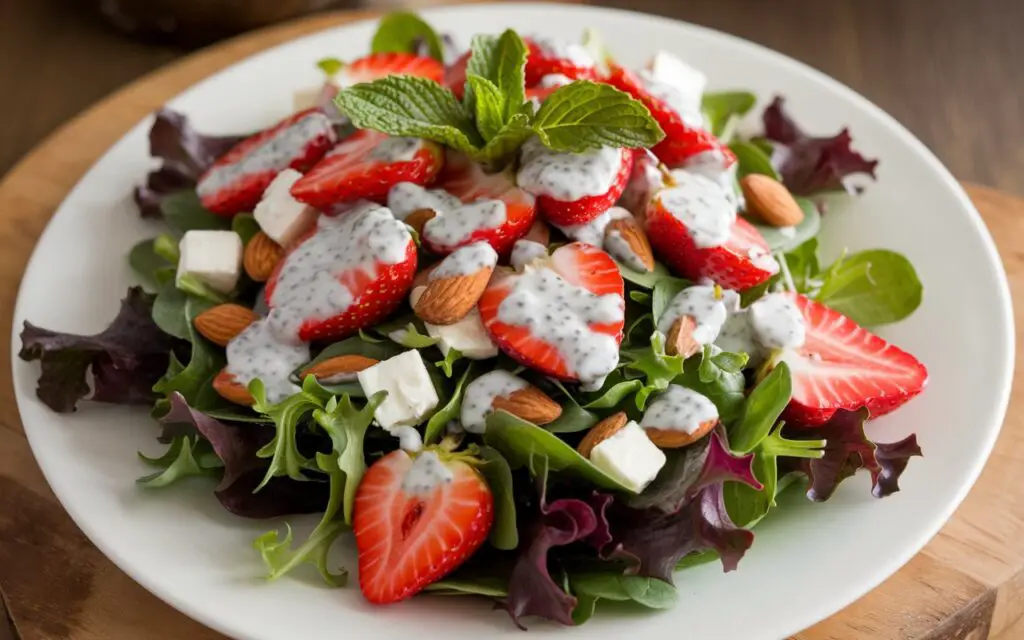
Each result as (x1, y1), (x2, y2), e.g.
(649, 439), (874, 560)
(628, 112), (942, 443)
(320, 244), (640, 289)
(253, 169), (319, 247)
(590, 420), (666, 493)
(650, 51), (707, 99)
(357, 350), (439, 430)
(409, 287), (498, 360)
(176, 230), (243, 294)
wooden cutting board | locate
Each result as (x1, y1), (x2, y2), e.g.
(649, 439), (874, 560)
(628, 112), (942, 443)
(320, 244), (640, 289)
(0, 6), (1022, 640)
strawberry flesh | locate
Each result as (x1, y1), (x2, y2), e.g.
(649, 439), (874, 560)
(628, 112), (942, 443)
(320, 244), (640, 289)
(340, 52), (444, 85)
(354, 450), (493, 604)
(196, 108), (335, 216)
(524, 37), (600, 86)
(779, 293), (928, 426)
(519, 144), (635, 227)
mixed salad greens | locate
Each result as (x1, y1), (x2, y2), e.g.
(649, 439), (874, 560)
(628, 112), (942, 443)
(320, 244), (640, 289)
(18, 11), (927, 629)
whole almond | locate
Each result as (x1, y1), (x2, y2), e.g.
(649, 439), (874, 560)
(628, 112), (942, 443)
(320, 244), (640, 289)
(244, 231), (285, 282)
(740, 174), (804, 227)
(301, 354), (379, 383)
(491, 386), (563, 425)
(665, 315), (701, 358)
(577, 412), (629, 458)
(605, 216), (655, 272)
(405, 208), (438, 237)
(194, 303), (259, 347)
(213, 369), (254, 406)
(645, 419), (718, 449)
(414, 265), (494, 326)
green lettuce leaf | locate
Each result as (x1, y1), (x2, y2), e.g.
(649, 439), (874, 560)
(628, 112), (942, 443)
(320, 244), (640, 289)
(371, 11), (444, 61)
(702, 91), (756, 139)
(424, 363), (476, 444)
(570, 571), (677, 625)
(250, 375), (331, 490)
(136, 435), (218, 488)
(816, 249), (923, 326)
(478, 446), (518, 550)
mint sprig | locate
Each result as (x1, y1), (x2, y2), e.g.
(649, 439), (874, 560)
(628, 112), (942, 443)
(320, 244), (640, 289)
(533, 81), (666, 152)
(465, 30), (528, 127)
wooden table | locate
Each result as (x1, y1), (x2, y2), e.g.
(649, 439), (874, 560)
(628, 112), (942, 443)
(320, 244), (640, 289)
(1, 6), (1023, 640)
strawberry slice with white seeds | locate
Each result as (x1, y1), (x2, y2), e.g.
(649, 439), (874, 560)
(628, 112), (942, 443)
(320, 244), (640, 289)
(291, 130), (444, 209)
(523, 36), (600, 87)
(646, 170), (778, 290)
(517, 139), (635, 226)
(776, 293), (928, 426)
(263, 202), (417, 342)
(338, 52), (444, 86)
(478, 242), (625, 389)
(354, 450), (494, 604)
(196, 108), (336, 216)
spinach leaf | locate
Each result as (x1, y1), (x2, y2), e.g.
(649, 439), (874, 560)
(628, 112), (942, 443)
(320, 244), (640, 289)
(728, 362), (791, 453)
(652, 276), (689, 325)
(730, 140), (780, 180)
(478, 446), (518, 550)
(152, 294), (222, 405)
(129, 238), (175, 292)
(570, 572), (677, 625)
(582, 378), (643, 410)
(425, 575), (509, 597)
(674, 353), (745, 425)
(161, 190), (231, 236)
(816, 249), (923, 326)
(542, 379), (599, 434)
(748, 197), (820, 253)
(702, 91), (757, 139)
(614, 258), (671, 290)
(232, 213), (262, 245)
(424, 363), (475, 444)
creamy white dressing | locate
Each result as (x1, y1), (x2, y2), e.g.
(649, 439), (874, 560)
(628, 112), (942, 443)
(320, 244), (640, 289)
(618, 152), (664, 216)
(656, 285), (728, 346)
(641, 385), (719, 434)
(266, 201), (411, 340)
(555, 206), (629, 248)
(386, 182), (461, 221)
(538, 73), (574, 87)
(530, 35), (596, 68)
(197, 111), (333, 197)
(748, 293), (806, 350)
(748, 246), (781, 275)
(391, 426), (425, 453)
(653, 170), (736, 248)
(605, 225), (649, 272)
(495, 265), (624, 389)
(510, 239), (549, 271)
(422, 200), (507, 251)
(517, 137), (622, 202)
(460, 370), (529, 434)
(367, 136), (423, 163)
(225, 319), (310, 404)
(429, 241), (498, 280)
(400, 450), (453, 494)
(638, 70), (705, 130)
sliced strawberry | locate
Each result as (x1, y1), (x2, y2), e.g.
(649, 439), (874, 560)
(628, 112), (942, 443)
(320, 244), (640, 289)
(646, 173), (778, 290)
(518, 142), (635, 227)
(605, 62), (734, 169)
(354, 449), (493, 604)
(264, 203), (417, 342)
(291, 130), (444, 209)
(339, 52), (444, 86)
(443, 51), (471, 100)
(478, 242), (625, 387)
(196, 108), (335, 216)
(524, 37), (599, 87)
(777, 293), (928, 427)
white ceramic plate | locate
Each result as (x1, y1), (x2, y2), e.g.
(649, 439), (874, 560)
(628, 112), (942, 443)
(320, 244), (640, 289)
(11, 3), (1014, 639)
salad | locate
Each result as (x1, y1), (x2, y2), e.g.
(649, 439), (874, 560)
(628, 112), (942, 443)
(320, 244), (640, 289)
(18, 11), (928, 628)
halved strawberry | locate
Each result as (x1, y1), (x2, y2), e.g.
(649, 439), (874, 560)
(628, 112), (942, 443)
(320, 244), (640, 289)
(443, 51), (471, 100)
(605, 62), (734, 169)
(354, 449), (493, 604)
(524, 36), (600, 87)
(777, 293), (928, 427)
(646, 173), (778, 290)
(339, 52), (444, 86)
(290, 130), (444, 209)
(264, 203), (417, 342)
(518, 141), (635, 226)
(196, 108), (335, 216)
(478, 242), (625, 387)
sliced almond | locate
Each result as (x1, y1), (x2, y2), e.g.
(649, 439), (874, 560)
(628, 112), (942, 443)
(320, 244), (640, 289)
(193, 303), (259, 347)
(644, 419), (718, 449)
(664, 315), (701, 358)
(405, 208), (438, 238)
(213, 369), (254, 406)
(491, 386), (562, 425)
(577, 412), (629, 458)
(244, 231), (285, 282)
(740, 174), (804, 227)
(605, 216), (655, 272)
(301, 354), (379, 383)
(524, 219), (551, 245)
(414, 264), (493, 326)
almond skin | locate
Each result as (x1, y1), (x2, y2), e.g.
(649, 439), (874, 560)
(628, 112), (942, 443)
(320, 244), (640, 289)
(740, 174), (804, 227)
(404, 208), (438, 238)
(194, 304), (259, 347)
(645, 419), (718, 449)
(605, 216), (655, 272)
(301, 354), (379, 382)
(665, 315), (701, 358)
(577, 412), (629, 458)
(244, 231), (285, 282)
(414, 264), (494, 326)
(213, 369), (254, 406)
(491, 386), (563, 425)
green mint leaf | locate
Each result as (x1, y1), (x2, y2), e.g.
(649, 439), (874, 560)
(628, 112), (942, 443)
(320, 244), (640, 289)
(815, 249), (923, 326)
(316, 57), (344, 78)
(465, 75), (506, 141)
(371, 11), (444, 61)
(466, 30), (527, 123)
(532, 80), (664, 152)
(468, 112), (534, 168)
(702, 91), (757, 139)
(335, 75), (483, 151)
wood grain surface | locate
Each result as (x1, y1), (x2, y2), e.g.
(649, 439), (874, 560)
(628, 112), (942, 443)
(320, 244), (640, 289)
(0, 5), (1022, 640)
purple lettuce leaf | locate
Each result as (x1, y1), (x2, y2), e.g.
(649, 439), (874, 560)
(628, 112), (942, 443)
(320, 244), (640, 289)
(134, 108), (245, 218)
(761, 96), (879, 196)
(786, 408), (923, 501)
(160, 392), (328, 518)
(18, 286), (176, 412)
(604, 431), (759, 582)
